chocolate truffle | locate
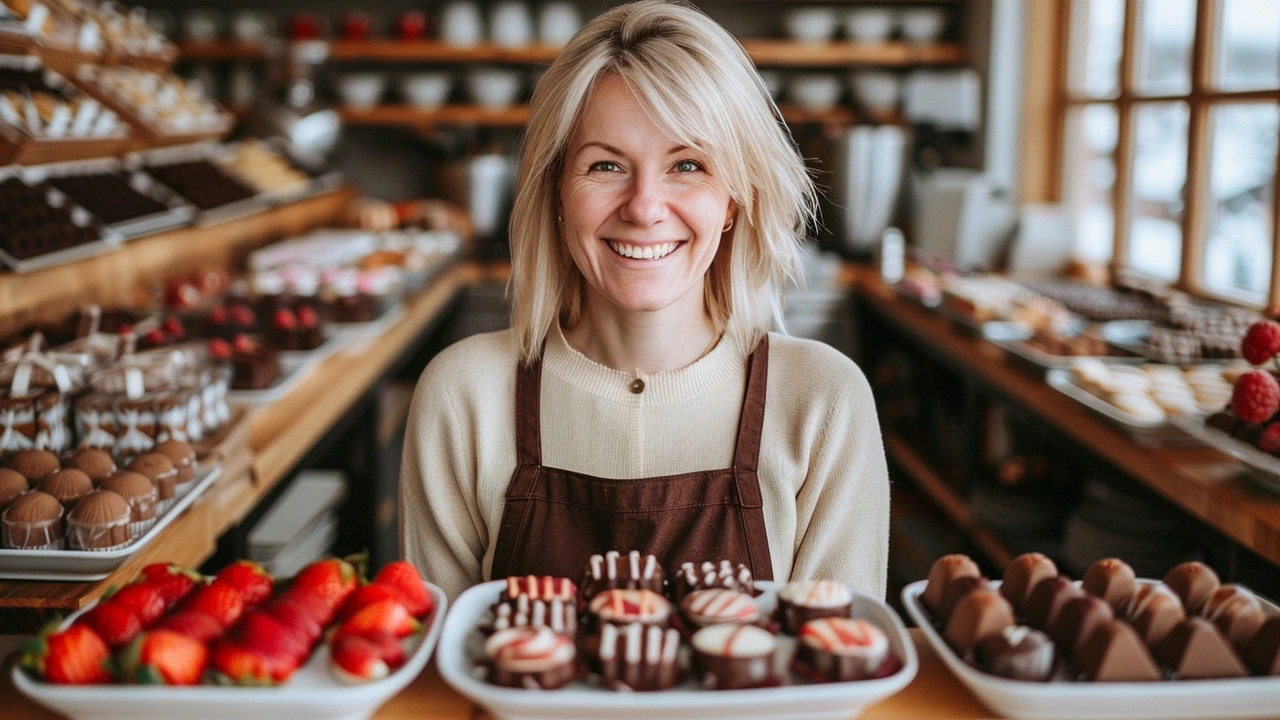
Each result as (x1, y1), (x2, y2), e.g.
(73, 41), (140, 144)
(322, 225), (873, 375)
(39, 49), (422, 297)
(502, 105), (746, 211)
(1154, 617), (1248, 679)
(64, 448), (116, 484)
(588, 589), (672, 627)
(1123, 584), (1185, 648)
(974, 625), (1055, 682)
(1001, 553), (1057, 616)
(5, 449), (59, 481)
(581, 551), (665, 600)
(1, 490), (64, 549)
(0, 467), (28, 508)
(1076, 620), (1161, 682)
(673, 560), (754, 601)
(66, 490), (131, 550)
(691, 623), (778, 690)
(491, 596), (577, 636)
(1082, 558), (1137, 612)
(483, 625), (578, 689)
(1024, 576), (1084, 631)
(38, 469), (93, 511)
(99, 470), (158, 536)
(1051, 595), (1114, 660)
(680, 589), (763, 629)
(127, 452), (178, 504)
(153, 439), (196, 485)
(1203, 585), (1266, 649)
(597, 622), (682, 691)
(945, 589), (1016, 656)
(500, 575), (577, 605)
(936, 575), (990, 627)
(794, 617), (890, 682)
(922, 554), (980, 614)
(1242, 615), (1280, 676)
(777, 579), (855, 634)
(1163, 561), (1220, 615)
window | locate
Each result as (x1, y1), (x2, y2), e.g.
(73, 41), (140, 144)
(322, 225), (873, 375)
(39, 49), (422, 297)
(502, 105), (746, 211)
(1061, 0), (1280, 306)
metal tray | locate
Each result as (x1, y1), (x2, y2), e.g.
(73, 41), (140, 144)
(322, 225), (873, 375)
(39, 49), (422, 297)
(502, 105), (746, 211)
(225, 352), (321, 408)
(902, 579), (1280, 720)
(984, 322), (1145, 372)
(127, 142), (272, 228)
(1171, 416), (1280, 495)
(21, 157), (196, 240)
(1044, 369), (1197, 447)
(0, 464), (222, 581)
(0, 165), (124, 272)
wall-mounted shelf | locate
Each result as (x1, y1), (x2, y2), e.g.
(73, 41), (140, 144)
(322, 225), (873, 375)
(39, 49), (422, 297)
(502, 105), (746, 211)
(329, 40), (563, 63)
(339, 104), (904, 129)
(742, 40), (965, 67)
(177, 41), (271, 60)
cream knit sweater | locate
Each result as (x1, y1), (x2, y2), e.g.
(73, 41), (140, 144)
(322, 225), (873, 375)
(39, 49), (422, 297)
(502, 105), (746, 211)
(399, 325), (890, 602)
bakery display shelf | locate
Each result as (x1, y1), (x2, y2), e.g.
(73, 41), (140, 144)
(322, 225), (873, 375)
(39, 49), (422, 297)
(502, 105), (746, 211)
(0, 166), (126, 273)
(742, 40), (966, 67)
(340, 105), (532, 128)
(982, 322), (1144, 373)
(21, 157), (197, 240)
(1044, 369), (1199, 447)
(277, 330), (350, 375)
(69, 69), (234, 149)
(251, 136), (346, 208)
(1172, 416), (1280, 495)
(0, 31), (99, 77)
(130, 142), (274, 227)
(0, 131), (131, 167)
(327, 39), (563, 63)
(12, 583), (447, 720)
(0, 464), (223, 582)
(176, 41), (273, 61)
(901, 580), (1280, 720)
(439, 580), (918, 720)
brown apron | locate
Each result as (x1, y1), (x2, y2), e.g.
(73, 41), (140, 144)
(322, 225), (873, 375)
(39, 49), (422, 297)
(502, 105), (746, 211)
(490, 336), (775, 583)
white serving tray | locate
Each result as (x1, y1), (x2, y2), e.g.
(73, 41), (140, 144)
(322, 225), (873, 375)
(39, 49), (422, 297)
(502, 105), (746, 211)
(13, 582), (447, 720)
(1172, 416), (1280, 494)
(226, 351), (321, 407)
(438, 580), (918, 720)
(901, 579), (1280, 720)
(1044, 369), (1197, 447)
(0, 464), (223, 581)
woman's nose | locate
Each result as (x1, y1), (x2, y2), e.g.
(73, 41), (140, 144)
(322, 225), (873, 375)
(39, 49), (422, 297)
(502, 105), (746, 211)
(618, 172), (668, 227)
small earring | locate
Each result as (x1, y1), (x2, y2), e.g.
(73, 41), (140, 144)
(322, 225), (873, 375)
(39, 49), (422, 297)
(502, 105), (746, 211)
(722, 217), (735, 233)
(557, 214), (565, 224)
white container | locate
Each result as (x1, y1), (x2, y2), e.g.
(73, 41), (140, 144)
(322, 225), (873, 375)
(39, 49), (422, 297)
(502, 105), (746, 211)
(902, 579), (1280, 720)
(785, 7), (839, 45)
(788, 73), (841, 111)
(849, 70), (901, 113)
(899, 8), (947, 44)
(845, 7), (895, 43)
(438, 580), (918, 720)
(336, 73), (386, 110)
(441, 1), (484, 47)
(490, 1), (534, 48)
(399, 72), (452, 110)
(538, 1), (582, 44)
(466, 68), (523, 110)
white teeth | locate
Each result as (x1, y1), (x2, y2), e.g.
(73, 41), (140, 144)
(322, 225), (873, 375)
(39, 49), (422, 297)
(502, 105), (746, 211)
(606, 240), (678, 260)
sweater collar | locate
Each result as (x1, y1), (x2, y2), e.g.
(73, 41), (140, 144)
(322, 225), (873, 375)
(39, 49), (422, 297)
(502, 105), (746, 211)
(543, 323), (748, 405)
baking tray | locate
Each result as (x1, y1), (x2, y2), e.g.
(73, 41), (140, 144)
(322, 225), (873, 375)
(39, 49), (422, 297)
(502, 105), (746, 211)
(0, 464), (223, 581)
(0, 165), (124, 273)
(22, 157), (196, 240)
(438, 579), (918, 720)
(128, 142), (271, 227)
(1171, 416), (1280, 495)
(901, 579), (1280, 720)
(984, 322), (1145, 373)
(12, 582), (447, 720)
(1044, 368), (1197, 447)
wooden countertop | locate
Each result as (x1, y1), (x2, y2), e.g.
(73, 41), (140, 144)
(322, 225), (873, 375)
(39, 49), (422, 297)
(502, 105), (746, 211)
(0, 630), (998, 720)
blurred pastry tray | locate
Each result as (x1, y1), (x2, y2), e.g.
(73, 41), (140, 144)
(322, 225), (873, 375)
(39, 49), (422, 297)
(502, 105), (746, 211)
(1101, 320), (1241, 367)
(256, 136), (345, 206)
(0, 55), (131, 166)
(21, 157), (196, 239)
(128, 142), (271, 227)
(1171, 416), (1280, 495)
(277, 330), (349, 374)
(70, 66), (234, 148)
(0, 165), (124, 273)
(225, 351), (320, 407)
(328, 302), (407, 341)
(901, 579), (1280, 720)
(983, 322), (1145, 372)
(438, 579), (918, 720)
(0, 463), (222, 581)
(12, 582), (447, 720)
(1044, 368), (1197, 447)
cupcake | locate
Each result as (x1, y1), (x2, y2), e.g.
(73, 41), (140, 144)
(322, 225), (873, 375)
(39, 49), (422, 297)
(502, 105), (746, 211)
(2, 490), (65, 549)
(38, 469), (94, 511)
(691, 623), (778, 690)
(66, 490), (131, 551)
(483, 625), (578, 689)
(0, 468), (29, 509)
(588, 589), (672, 628)
(793, 617), (891, 682)
(679, 589), (763, 629)
(127, 453), (178, 513)
(5, 449), (60, 481)
(776, 580), (854, 634)
(99, 471), (158, 536)
(597, 622), (683, 691)
(64, 448), (116, 484)
(153, 439), (196, 488)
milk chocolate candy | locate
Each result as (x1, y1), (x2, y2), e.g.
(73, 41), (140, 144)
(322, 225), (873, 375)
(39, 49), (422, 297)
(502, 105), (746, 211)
(1202, 585), (1266, 650)
(936, 575), (989, 627)
(1051, 595), (1114, 660)
(795, 617), (891, 682)
(1242, 615), (1280, 676)
(597, 623), (682, 691)
(1076, 619), (1161, 682)
(673, 560), (754, 602)
(483, 625), (578, 689)
(776, 579), (854, 634)
(1000, 553), (1057, 616)
(1162, 561), (1220, 615)
(581, 550), (665, 600)
(691, 623), (777, 690)
(1024, 576), (1084, 631)
(944, 588), (1015, 656)
(1082, 558), (1136, 612)
(974, 625), (1055, 682)
(922, 554), (980, 614)
(1123, 584), (1185, 648)
(1154, 617), (1247, 679)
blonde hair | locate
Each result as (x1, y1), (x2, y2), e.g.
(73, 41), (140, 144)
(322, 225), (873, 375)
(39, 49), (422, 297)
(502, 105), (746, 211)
(508, 0), (817, 364)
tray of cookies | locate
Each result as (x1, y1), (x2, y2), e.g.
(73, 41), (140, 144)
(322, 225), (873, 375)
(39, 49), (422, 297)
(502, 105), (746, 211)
(902, 553), (1280, 720)
(438, 551), (917, 720)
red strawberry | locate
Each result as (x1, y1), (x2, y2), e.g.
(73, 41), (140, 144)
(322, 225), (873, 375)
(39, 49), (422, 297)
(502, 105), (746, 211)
(209, 305), (229, 325)
(265, 593), (326, 644)
(213, 560), (274, 607)
(155, 611), (224, 644)
(333, 598), (419, 641)
(228, 305), (256, 328)
(142, 328), (167, 347)
(372, 561), (433, 618)
(233, 611), (309, 664)
(76, 602), (142, 650)
(108, 584), (167, 627)
(328, 633), (405, 684)
(210, 640), (281, 686)
(163, 316), (185, 338)
(1232, 370), (1280, 423)
(21, 624), (112, 684)
(1242, 321), (1280, 365)
(116, 324), (134, 337)
(182, 583), (246, 629)
(297, 306), (319, 329)
(118, 630), (209, 686)
(208, 338), (233, 360)
(272, 308), (297, 331)
(1260, 423), (1280, 454)
(137, 564), (203, 608)
(290, 558), (359, 624)
(339, 583), (398, 622)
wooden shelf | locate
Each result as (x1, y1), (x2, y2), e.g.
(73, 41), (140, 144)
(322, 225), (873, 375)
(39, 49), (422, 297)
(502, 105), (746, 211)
(177, 41), (271, 61)
(743, 40), (965, 67)
(328, 40), (562, 63)
(777, 105), (904, 126)
(340, 104), (531, 128)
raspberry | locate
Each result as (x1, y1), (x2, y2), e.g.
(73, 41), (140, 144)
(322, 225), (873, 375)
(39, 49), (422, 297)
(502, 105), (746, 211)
(1242, 321), (1280, 365)
(1260, 423), (1280, 454)
(1231, 370), (1280, 424)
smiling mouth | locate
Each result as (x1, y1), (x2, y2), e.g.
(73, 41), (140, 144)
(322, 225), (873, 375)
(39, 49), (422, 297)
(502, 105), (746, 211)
(605, 239), (683, 260)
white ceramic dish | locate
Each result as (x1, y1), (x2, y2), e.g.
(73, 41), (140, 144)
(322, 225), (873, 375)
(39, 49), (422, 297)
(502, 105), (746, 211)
(901, 579), (1280, 720)
(466, 69), (523, 111)
(789, 74), (842, 111)
(399, 72), (452, 110)
(899, 8), (947, 44)
(845, 8), (895, 43)
(13, 582), (447, 720)
(337, 73), (387, 110)
(438, 579), (917, 720)
(849, 70), (901, 113)
(1045, 368), (1197, 446)
(1172, 415), (1280, 494)
(0, 465), (222, 581)
(785, 7), (839, 45)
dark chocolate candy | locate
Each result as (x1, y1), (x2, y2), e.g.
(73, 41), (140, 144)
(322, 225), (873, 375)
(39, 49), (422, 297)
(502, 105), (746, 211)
(483, 625), (578, 690)
(1024, 576), (1084, 632)
(581, 550), (665, 600)
(597, 622), (682, 691)
(945, 589), (1015, 655)
(691, 623), (777, 690)
(776, 580), (854, 634)
(1123, 583), (1185, 648)
(1000, 553), (1057, 617)
(1051, 595), (1114, 660)
(795, 617), (890, 682)
(1082, 558), (1136, 612)
(1163, 562), (1220, 615)
(1154, 617), (1248, 680)
(921, 554), (980, 614)
(673, 560), (754, 602)
(1202, 585), (1266, 650)
(1076, 619), (1161, 682)
(1242, 615), (1280, 676)
(974, 625), (1055, 682)
(935, 575), (989, 627)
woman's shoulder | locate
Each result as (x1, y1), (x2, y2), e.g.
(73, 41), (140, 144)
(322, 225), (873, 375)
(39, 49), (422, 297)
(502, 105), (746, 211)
(766, 332), (869, 390)
(417, 329), (519, 400)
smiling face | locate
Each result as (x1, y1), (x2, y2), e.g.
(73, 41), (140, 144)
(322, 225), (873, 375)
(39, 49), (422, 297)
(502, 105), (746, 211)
(558, 74), (735, 318)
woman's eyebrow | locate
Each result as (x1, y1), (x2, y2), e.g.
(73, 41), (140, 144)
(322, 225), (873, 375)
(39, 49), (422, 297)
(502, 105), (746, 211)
(575, 142), (692, 156)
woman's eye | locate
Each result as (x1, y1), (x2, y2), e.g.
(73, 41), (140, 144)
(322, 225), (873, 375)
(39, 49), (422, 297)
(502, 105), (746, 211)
(588, 160), (621, 173)
(674, 160), (704, 173)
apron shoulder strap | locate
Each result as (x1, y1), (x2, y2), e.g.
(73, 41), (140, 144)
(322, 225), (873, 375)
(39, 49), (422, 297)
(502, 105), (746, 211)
(514, 346), (544, 467)
(732, 333), (770, 473)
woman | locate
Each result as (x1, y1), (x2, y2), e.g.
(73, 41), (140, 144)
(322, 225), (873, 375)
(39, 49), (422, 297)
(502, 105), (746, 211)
(400, 0), (889, 601)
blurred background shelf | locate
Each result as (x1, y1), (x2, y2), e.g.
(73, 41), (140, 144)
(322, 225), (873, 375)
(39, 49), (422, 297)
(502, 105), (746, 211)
(327, 40), (563, 63)
(742, 40), (966, 66)
(339, 105), (532, 128)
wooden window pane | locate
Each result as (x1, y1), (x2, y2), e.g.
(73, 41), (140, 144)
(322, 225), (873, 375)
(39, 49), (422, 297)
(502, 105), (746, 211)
(1134, 0), (1197, 95)
(1068, 0), (1126, 97)
(1128, 102), (1189, 280)
(1216, 0), (1280, 90)
(1063, 104), (1119, 262)
(1202, 103), (1278, 300)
